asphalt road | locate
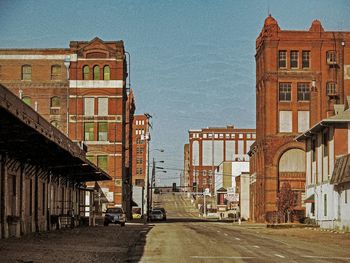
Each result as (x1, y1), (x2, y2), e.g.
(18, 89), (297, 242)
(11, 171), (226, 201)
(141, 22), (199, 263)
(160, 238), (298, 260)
(133, 192), (350, 263)
(1, 192), (350, 263)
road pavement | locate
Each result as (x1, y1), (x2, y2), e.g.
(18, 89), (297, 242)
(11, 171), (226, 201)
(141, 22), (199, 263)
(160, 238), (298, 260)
(0, 192), (350, 262)
(135, 192), (350, 263)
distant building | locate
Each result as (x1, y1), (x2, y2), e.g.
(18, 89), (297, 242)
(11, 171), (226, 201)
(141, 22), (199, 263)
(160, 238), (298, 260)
(188, 126), (255, 193)
(132, 115), (149, 187)
(249, 16), (350, 222)
(296, 103), (350, 231)
(215, 161), (249, 193)
(0, 38), (135, 215)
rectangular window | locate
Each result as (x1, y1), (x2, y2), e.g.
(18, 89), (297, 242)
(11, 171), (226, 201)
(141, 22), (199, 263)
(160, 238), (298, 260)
(84, 122), (94, 141)
(98, 97), (108, 116)
(98, 122), (108, 141)
(312, 138), (316, 162)
(302, 51), (310, 68)
(326, 50), (337, 64)
(22, 65), (32, 81)
(279, 83), (291, 101)
(323, 132), (329, 157)
(278, 50), (287, 68)
(290, 51), (299, 68)
(324, 194), (327, 216)
(298, 111), (310, 133)
(84, 97), (94, 116)
(97, 155), (108, 172)
(326, 82), (337, 96)
(279, 111), (292, 133)
(297, 83), (310, 101)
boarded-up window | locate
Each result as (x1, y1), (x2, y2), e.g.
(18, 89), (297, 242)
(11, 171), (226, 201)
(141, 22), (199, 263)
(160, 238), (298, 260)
(84, 97), (94, 116)
(298, 111), (310, 133)
(214, 141), (223, 165)
(279, 111), (292, 133)
(97, 155), (108, 172)
(246, 140), (255, 153)
(202, 140), (212, 166)
(225, 141), (235, 161)
(104, 65), (110, 80)
(192, 141), (199, 165)
(22, 65), (32, 81)
(279, 149), (305, 172)
(83, 65), (89, 80)
(84, 122), (94, 141)
(238, 140), (244, 155)
(98, 122), (108, 141)
(98, 97), (108, 116)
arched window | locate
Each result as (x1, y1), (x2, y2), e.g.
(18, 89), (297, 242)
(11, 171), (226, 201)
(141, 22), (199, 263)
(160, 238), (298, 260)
(103, 65), (110, 80)
(83, 65), (89, 80)
(50, 120), (59, 128)
(50, 96), (60, 107)
(93, 65), (100, 80)
(51, 65), (61, 80)
(22, 96), (32, 106)
(22, 65), (32, 81)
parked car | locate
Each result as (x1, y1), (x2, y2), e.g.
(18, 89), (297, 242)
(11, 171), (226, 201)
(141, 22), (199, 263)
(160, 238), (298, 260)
(104, 207), (126, 226)
(150, 210), (165, 221)
(153, 207), (167, 220)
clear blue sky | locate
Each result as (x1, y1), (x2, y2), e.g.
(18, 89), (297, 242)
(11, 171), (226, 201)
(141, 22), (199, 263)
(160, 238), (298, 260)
(0, 0), (349, 185)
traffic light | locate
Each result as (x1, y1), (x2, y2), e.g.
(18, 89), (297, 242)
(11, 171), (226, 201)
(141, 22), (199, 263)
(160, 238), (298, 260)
(172, 182), (177, 192)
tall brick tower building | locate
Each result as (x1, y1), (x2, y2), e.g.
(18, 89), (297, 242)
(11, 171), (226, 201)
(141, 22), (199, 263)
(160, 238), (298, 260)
(0, 38), (135, 214)
(132, 115), (149, 187)
(249, 16), (350, 222)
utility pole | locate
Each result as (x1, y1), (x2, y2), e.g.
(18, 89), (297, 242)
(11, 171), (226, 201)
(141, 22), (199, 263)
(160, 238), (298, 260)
(211, 131), (214, 195)
(150, 158), (155, 212)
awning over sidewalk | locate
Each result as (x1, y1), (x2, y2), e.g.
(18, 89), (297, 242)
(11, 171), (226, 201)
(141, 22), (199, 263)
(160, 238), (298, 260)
(0, 84), (111, 182)
(304, 194), (315, 203)
(331, 154), (350, 185)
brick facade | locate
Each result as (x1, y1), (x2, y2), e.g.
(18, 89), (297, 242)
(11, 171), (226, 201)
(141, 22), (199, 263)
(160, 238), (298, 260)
(249, 16), (350, 222)
(188, 126), (255, 193)
(0, 38), (135, 214)
(132, 115), (149, 187)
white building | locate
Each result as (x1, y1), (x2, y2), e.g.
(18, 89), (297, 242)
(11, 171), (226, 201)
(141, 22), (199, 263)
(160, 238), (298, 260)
(296, 104), (350, 231)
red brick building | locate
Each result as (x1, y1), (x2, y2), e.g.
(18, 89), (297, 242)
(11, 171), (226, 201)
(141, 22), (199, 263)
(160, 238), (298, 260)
(0, 38), (135, 215)
(249, 16), (350, 222)
(188, 126), (255, 193)
(132, 115), (149, 187)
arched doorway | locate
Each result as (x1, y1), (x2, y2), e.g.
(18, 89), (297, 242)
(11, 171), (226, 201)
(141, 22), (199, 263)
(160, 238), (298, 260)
(278, 148), (306, 222)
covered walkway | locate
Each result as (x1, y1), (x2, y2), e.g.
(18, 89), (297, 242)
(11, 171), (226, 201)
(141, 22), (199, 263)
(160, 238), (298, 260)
(0, 84), (111, 238)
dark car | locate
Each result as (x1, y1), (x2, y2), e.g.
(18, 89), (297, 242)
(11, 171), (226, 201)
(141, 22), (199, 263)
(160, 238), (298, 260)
(104, 207), (126, 226)
(153, 207), (166, 220)
(150, 210), (165, 221)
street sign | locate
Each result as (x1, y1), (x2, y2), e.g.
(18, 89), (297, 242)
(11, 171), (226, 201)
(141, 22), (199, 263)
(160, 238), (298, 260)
(227, 187), (235, 194)
(225, 193), (239, 202)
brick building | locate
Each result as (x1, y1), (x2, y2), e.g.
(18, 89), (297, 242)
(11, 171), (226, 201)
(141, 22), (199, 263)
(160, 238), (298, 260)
(0, 38), (135, 215)
(132, 115), (149, 187)
(188, 126), (255, 193)
(249, 16), (350, 222)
